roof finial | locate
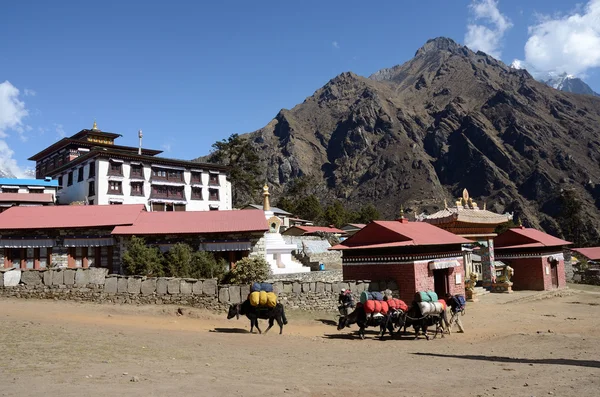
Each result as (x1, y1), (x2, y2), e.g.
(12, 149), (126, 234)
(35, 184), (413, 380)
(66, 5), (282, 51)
(92, 119), (98, 131)
(444, 199), (448, 209)
(263, 183), (271, 211)
(483, 201), (486, 210)
(517, 217), (523, 227)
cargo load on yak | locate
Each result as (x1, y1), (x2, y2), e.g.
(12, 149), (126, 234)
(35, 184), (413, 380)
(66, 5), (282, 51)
(359, 291), (373, 304)
(371, 291), (384, 301)
(251, 282), (274, 293)
(385, 298), (409, 312)
(249, 290), (278, 308)
(414, 290), (438, 303)
(363, 299), (389, 315)
(418, 301), (445, 315)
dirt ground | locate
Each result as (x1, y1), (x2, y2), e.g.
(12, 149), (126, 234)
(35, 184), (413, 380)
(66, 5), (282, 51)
(1, 285), (599, 397)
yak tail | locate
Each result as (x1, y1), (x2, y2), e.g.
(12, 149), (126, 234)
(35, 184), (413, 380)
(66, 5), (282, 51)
(281, 305), (288, 325)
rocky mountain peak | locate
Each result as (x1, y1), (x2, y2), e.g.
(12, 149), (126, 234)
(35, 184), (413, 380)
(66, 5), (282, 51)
(414, 37), (463, 57)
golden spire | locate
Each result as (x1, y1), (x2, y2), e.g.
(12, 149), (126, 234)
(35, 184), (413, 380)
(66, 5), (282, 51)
(444, 199), (448, 209)
(92, 119), (98, 131)
(263, 183), (271, 211)
(517, 217), (522, 227)
(483, 201), (487, 210)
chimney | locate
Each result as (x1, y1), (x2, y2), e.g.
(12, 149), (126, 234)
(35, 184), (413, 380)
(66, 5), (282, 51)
(138, 129), (143, 155)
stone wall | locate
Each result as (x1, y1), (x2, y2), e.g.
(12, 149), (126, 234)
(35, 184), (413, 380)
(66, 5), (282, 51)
(572, 267), (600, 285)
(0, 268), (396, 312)
(268, 270), (343, 283)
(283, 235), (342, 270)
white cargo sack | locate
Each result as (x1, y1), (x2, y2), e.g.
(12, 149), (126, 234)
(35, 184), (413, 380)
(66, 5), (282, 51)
(418, 301), (444, 316)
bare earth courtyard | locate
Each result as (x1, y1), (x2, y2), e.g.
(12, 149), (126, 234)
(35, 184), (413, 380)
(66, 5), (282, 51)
(1, 285), (599, 397)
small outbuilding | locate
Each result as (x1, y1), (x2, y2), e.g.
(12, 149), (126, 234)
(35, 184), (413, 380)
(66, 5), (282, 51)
(494, 226), (571, 290)
(330, 217), (470, 303)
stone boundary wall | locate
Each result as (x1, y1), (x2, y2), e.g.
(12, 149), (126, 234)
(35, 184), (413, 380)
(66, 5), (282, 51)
(268, 270), (343, 283)
(0, 268), (398, 312)
(572, 268), (600, 285)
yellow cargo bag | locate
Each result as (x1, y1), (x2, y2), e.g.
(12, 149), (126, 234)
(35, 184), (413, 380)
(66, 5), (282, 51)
(249, 291), (260, 307)
(259, 290), (268, 306)
(266, 292), (277, 308)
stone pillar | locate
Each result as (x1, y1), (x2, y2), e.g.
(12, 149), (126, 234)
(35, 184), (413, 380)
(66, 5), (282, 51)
(481, 237), (496, 290)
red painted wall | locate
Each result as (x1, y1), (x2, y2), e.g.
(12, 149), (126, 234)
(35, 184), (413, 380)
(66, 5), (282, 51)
(502, 255), (566, 291)
(343, 257), (465, 302)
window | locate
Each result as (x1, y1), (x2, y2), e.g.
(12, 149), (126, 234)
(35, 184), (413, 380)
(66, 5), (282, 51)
(130, 164), (143, 179)
(109, 201), (123, 205)
(67, 171), (73, 186)
(108, 181), (122, 194)
(209, 188), (219, 201)
(89, 161), (95, 178)
(151, 202), (185, 212)
(130, 182), (144, 196)
(28, 188), (43, 194)
(151, 185), (183, 199)
(191, 187), (203, 200)
(108, 161), (123, 176)
(191, 171), (202, 184)
(57, 176), (63, 187)
(78, 167), (84, 182)
(152, 167), (182, 182)
(2, 187), (18, 193)
(88, 199), (94, 205)
(209, 173), (220, 186)
(88, 181), (95, 197)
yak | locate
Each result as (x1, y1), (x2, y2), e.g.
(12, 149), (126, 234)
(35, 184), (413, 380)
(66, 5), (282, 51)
(227, 299), (288, 335)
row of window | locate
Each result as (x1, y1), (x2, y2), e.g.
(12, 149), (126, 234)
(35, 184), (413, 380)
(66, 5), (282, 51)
(109, 162), (220, 186)
(1, 187), (46, 194)
(57, 161), (95, 188)
(100, 181), (219, 201)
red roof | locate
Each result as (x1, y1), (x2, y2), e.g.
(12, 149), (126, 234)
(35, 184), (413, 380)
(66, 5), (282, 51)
(571, 247), (600, 261)
(330, 220), (470, 250)
(284, 225), (346, 235)
(0, 204), (145, 230)
(0, 193), (54, 204)
(112, 209), (268, 235)
(494, 227), (572, 250)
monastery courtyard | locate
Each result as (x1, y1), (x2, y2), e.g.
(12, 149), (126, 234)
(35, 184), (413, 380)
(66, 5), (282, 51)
(1, 285), (599, 397)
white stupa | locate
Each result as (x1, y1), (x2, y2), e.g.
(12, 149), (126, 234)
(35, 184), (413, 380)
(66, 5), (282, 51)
(262, 184), (310, 274)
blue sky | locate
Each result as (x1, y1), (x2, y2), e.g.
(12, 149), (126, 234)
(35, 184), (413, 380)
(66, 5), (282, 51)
(1, 0), (599, 176)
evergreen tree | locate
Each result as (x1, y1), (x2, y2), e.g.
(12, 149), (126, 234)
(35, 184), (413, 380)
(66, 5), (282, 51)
(324, 200), (350, 228)
(165, 243), (193, 277)
(294, 194), (324, 223)
(356, 204), (381, 224)
(208, 133), (263, 207)
(122, 236), (164, 277)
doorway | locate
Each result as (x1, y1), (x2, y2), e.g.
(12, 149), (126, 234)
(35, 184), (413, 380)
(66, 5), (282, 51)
(433, 268), (449, 297)
(550, 260), (559, 288)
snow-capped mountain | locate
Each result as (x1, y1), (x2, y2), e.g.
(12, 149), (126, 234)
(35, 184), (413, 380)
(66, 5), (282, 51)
(542, 72), (599, 96)
(0, 167), (16, 178)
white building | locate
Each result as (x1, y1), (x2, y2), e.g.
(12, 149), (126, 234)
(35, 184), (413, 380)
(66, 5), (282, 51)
(29, 123), (232, 211)
(0, 177), (59, 213)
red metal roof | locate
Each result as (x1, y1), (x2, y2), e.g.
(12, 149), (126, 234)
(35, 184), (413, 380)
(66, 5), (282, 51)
(494, 227), (572, 250)
(0, 193), (54, 204)
(0, 204), (145, 230)
(330, 220), (470, 250)
(285, 225), (346, 235)
(112, 209), (268, 235)
(571, 247), (600, 261)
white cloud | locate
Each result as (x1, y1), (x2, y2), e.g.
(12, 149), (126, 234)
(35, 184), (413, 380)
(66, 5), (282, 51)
(464, 0), (513, 59)
(54, 123), (66, 139)
(332, 41), (339, 49)
(162, 143), (172, 152)
(512, 0), (600, 77)
(24, 88), (36, 97)
(0, 81), (29, 177)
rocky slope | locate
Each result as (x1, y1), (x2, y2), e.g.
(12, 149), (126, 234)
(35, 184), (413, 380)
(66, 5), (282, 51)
(221, 37), (600, 244)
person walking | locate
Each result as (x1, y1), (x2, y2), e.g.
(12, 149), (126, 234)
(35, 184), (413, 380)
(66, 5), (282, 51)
(445, 293), (465, 333)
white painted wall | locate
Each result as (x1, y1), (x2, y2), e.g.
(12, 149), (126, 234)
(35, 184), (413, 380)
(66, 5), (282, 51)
(55, 157), (232, 211)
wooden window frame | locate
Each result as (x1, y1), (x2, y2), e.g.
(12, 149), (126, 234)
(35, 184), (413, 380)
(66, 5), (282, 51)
(88, 161), (95, 178)
(67, 171), (73, 186)
(130, 182), (144, 197)
(78, 167), (84, 182)
(191, 171), (202, 184)
(208, 173), (220, 186)
(130, 164), (144, 179)
(108, 181), (123, 195)
(108, 161), (123, 176)
(209, 188), (219, 201)
(191, 187), (203, 200)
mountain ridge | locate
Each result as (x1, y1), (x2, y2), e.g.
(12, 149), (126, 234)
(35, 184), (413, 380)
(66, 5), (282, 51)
(205, 37), (600, 245)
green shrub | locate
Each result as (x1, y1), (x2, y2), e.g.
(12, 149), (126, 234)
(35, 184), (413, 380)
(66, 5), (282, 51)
(122, 236), (164, 277)
(223, 256), (271, 284)
(190, 251), (228, 280)
(164, 243), (193, 277)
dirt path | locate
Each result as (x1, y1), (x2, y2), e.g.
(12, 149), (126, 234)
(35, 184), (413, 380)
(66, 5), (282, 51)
(1, 286), (599, 397)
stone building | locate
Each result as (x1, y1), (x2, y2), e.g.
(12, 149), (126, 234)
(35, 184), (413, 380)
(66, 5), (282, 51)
(0, 177), (59, 213)
(0, 204), (268, 274)
(0, 204), (144, 271)
(331, 216), (470, 303)
(417, 189), (513, 289)
(28, 122), (231, 211)
(494, 226), (571, 290)
(282, 225), (346, 237)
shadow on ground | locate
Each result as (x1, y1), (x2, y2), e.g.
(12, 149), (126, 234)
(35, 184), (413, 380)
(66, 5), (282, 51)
(315, 319), (338, 326)
(210, 328), (250, 334)
(413, 353), (600, 368)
